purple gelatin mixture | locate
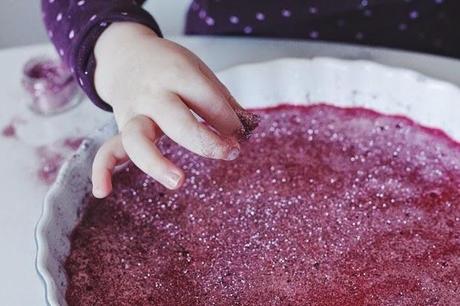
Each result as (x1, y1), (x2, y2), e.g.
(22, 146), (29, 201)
(66, 104), (460, 305)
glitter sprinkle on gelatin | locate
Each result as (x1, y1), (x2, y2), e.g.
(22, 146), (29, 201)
(66, 104), (460, 305)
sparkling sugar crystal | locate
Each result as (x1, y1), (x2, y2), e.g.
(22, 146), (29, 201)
(66, 104), (460, 305)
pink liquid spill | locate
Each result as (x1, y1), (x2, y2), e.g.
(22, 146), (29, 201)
(2, 124), (16, 138)
(0, 114), (83, 184)
(66, 104), (460, 305)
(1, 117), (26, 139)
(37, 137), (84, 185)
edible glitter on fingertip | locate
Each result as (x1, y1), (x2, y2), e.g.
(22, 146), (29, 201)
(235, 108), (261, 141)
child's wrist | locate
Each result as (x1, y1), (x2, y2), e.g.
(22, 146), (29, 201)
(94, 22), (159, 107)
(95, 22), (158, 56)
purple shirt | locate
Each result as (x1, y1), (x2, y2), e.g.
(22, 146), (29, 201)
(42, 0), (459, 110)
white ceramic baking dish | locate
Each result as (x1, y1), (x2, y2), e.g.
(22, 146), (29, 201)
(35, 58), (460, 305)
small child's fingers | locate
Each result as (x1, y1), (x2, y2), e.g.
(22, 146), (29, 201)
(121, 115), (185, 190)
(196, 60), (243, 110)
(176, 63), (243, 137)
(195, 62), (261, 138)
(92, 134), (129, 198)
(140, 94), (240, 161)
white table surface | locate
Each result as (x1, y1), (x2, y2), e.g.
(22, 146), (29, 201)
(1, 36), (460, 305)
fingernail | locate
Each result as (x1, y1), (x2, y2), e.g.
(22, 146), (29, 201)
(165, 171), (181, 189)
(226, 147), (240, 161)
(93, 187), (104, 198)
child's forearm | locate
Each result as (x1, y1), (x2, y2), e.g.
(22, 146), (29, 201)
(41, 0), (162, 110)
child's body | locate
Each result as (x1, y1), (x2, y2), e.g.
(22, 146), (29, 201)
(41, 0), (459, 197)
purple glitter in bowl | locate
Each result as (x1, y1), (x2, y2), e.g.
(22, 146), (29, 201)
(22, 57), (83, 115)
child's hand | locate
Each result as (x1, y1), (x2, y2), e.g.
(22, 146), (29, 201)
(91, 22), (244, 198)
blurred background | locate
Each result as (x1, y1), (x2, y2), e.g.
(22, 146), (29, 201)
(0, 0), (189, 48)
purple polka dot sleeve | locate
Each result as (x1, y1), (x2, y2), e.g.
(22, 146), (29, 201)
(41, 0), (162, 111)
(185, 0), (459, 59)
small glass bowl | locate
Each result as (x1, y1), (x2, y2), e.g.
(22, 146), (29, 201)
(22, 57), (83, 116)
